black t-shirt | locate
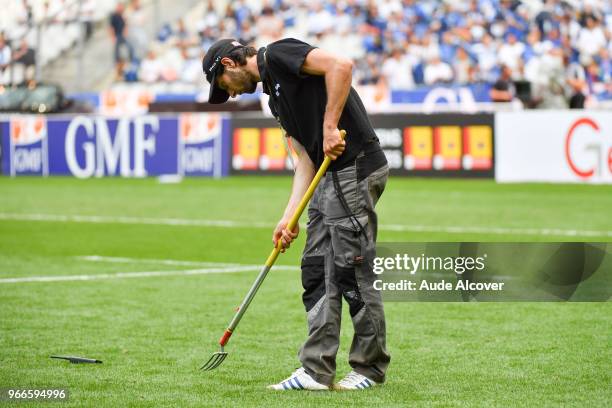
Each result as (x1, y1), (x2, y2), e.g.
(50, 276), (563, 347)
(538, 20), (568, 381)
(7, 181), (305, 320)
(257, 38), (378, 170)
(110, 13), (125, 37)
(493, 78), (515, 94)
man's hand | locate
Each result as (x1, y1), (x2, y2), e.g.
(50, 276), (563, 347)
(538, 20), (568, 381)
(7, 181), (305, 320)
(323, 127), (346, 160)
(272, 219), (299, 253)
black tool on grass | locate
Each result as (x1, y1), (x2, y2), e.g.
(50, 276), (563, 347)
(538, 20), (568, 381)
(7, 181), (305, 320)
(50, 355), (102, 364)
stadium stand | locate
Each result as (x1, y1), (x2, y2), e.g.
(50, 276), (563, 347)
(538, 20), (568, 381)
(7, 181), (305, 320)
(0, 0), (610, 110)
(126, 0), (611, 109)
(0, 0), (114, 69)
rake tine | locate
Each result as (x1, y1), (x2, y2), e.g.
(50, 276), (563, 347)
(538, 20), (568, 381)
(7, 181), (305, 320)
(200, 349), (228, 371)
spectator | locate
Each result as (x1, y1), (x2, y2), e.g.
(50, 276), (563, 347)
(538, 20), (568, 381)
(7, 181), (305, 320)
(420, 33), (441, 63)
(199, 26), (216, 50)
(365, 3), (387, 33)
(381, 47), (415, 89)
(179, 46), (202, 84)
(138, 49), (162, 83)
(471, 33), (498, 82)
(256, 6), (284, 47)
(231, 0), (252, 27)
(279, 1), (296, 29)
(347, 1), (367, 29)
(160, 47), (182, 82)
(596, 48), (612, 84)
(307, 1), (335, 36)
(334, 4), (352, 35)
(17, 0), (33, 26)
(0, 34), (11, 73)
(81, 0), (96, 41)
(545, 27), (563, 49)
(386, 11), (408, 42)
(109, 2), (134, 79)
(565, 59), (588, 108)
(453, 46), (476, 84)
(14, 0), (33, 39)
(128, 0), (148, 61)
(238, 18), (257, 46)
(523, 29), (546, 63)
(11, 39), (36, 86)
(12, 39), (35, 68)
(174, 19), (195, 48)
(490, 64), (515, 102)
(361, 23), (384, 54)
(438, 31), (457, 63)
(536, 48), (567, 109)
(559, 10), (581, 45)
(378, 0), (403, 20)
(585, 58), (604, 85)
(498, 32), (525, 78)
(201, 0), (220, 31)
(161, 47), (183, 82)
(424, 54), (454, 85)
(577, 16), (607, 64)
(355, 54), (383, 85)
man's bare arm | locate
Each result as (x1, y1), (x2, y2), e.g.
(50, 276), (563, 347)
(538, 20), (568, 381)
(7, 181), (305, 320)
(301, 48), (352, 160)
(272, 136), (316, 251)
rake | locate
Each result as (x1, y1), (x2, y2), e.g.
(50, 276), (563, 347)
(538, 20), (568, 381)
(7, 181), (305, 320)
(201, 130), (346, 371)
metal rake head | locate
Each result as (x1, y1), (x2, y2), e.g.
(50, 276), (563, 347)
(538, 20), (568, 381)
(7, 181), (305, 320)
(200, 348), (228, 371)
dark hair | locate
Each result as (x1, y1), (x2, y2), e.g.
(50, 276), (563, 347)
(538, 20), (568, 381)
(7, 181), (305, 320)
(226, 46), (257, 66)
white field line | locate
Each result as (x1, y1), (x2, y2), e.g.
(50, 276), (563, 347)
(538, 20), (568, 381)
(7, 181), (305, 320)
(0, 257), (300, 284)
(76, 255), (248, 268)
(0, 212), (271, 228)
(76, 255), (299, 271)
(378, 224), (612, 237)
(0, 212), (611, 238)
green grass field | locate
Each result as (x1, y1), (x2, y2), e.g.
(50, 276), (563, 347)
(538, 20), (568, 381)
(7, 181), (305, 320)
(0, 176), (610, 407)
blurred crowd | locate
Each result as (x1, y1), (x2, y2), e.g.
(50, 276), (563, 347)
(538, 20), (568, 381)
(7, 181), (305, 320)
(2, 0), (611, 108)
(0, 0), (108, 85)
(108, 0), (203, 85)
(144, 0), (611, 108)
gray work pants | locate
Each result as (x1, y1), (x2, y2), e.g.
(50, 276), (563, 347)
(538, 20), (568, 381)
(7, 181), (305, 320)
(298, 159), (390, 386)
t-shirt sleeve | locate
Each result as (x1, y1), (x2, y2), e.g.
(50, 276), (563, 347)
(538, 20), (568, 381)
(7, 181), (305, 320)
(267, 38), (316, 77)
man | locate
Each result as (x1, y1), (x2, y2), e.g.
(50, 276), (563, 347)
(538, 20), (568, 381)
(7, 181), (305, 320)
(489, 64), (516, 102)
(0, 34), (11, 73)
(109, 2), (134, 79)
(202, 38), (390, 391)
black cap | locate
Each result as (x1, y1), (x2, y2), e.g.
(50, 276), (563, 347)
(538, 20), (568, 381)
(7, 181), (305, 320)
(202, 39), (245, 104)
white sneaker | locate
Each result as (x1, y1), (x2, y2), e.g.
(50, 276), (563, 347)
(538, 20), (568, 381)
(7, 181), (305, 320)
(267, 367), (329, 391)
(334, 371), (378, 390)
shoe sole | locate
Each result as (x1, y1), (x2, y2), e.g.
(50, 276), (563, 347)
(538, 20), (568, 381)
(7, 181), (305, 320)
(267, 385), (330, 391)
(332, 383), (377, 391)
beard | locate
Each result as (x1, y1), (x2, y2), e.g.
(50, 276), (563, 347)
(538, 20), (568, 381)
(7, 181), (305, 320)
(228, 69), (257, 95)
(243, 80), (257, 94)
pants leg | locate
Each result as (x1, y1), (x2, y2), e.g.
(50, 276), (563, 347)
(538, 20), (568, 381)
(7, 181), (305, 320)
(115, 36), (134, 63)
(345, 164), (391, 383)
(114, 39), (122, 63)
(298, 181), (343, 386)
(298, 162), (391, 385)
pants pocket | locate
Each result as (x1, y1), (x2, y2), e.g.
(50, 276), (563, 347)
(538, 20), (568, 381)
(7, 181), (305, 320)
(331, 215), (369, 268)
(301, 255), (325, 312)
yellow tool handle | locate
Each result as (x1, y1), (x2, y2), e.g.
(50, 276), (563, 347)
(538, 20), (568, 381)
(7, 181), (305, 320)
(222, 130), (348, 339)
(264, 129), (347, 267)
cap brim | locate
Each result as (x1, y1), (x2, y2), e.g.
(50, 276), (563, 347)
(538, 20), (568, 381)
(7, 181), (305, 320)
(208, 71), (229, 104)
